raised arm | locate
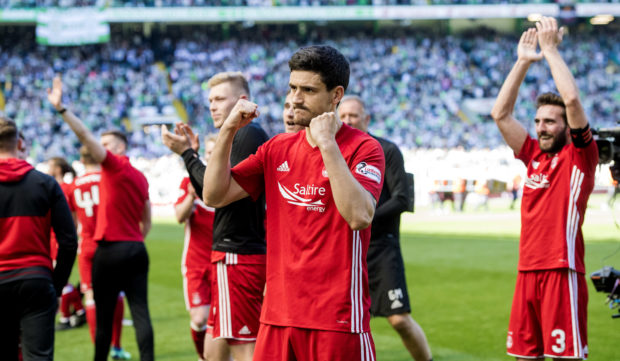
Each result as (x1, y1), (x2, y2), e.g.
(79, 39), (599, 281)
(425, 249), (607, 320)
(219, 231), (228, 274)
(174, 183), (196, 223)
(47, 76), (106, 163)
(537, 17), (588, 129)
(491, 28), (541, 154)
(202, 99), (253, 207)
(310, 112), (377, 230)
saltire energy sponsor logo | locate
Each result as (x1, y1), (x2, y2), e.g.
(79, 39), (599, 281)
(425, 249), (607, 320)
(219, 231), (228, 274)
(278, 182), (326, 212)
(525, 173), (550, 190)
(355, 162), (381, 184)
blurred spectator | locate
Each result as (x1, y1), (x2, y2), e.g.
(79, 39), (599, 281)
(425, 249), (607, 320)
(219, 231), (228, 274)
(0, 25), (617, 165)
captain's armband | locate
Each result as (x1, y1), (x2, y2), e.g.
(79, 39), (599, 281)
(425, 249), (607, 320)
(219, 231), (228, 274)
(570, 124), (593, 148)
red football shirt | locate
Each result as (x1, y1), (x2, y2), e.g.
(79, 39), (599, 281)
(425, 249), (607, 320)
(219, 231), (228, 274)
(175, 177), (214, 270)
(516, 135), (598, 273)
(68, 171), (101, 253)
(50, 182), (74, 261)
(94, 151), (149, 242)
(231, 124), (385, 333)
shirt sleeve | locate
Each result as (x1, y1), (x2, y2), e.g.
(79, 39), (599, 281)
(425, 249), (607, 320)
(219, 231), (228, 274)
(230, 123), (270, 167)
(175, 178), (190, 206)
(49, 179), (78, 295)
(100, 150), (124, 173)
(570, 136), (599, 174)
(374, 142), (409, 220)
(181, 149), (206, 199)
(350, 138), (385, 202)
(516, 135), (537, 166)
(231, 142), (267, 201)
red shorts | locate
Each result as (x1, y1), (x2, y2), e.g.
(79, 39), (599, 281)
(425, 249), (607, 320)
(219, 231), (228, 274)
(207, 260), (265, 343)
(78, 245), (96, 294)
(254, 324), (376, 361)
(507, 269), (588, 359)
(183, 265), (211, 310)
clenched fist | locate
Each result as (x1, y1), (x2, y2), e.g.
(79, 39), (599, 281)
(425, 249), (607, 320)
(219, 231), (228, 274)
(309, 112), (340, 149)
(222, 99), (259, 131)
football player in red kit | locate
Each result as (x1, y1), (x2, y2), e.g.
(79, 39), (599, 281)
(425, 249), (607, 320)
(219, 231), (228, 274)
(48, 76), (154, 361)
(68, 146), (130, 359)
(204, 45), (385, 361)
(174, 136), (216, 361)
(491, 17), (598, 361)
(46, 157), (86, 331)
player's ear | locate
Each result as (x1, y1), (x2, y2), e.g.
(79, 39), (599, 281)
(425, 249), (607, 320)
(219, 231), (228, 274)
(332, 86), (344, 106)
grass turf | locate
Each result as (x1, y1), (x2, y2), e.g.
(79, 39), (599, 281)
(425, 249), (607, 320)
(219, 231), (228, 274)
(55, 195), (620, 360)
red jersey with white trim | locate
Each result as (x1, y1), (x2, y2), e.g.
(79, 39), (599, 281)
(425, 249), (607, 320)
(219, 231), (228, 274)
(68, 171), (101, 253)
(231, 124), (385, 333)
(175, 177), (214, 269)
(94, 150), (149, 242)
(516, 135), (598, 274)
(50, 182), (74, 261)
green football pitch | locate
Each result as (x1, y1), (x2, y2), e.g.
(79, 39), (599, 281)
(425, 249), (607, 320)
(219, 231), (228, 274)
(55, 195), (620, 360)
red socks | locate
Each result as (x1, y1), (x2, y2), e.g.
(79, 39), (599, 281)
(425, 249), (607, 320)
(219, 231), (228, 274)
(190, 322), (207, 359)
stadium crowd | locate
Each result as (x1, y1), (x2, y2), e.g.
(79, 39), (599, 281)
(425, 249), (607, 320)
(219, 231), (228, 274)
(1, 26), (617, 164)
(1, 0), (617, 8)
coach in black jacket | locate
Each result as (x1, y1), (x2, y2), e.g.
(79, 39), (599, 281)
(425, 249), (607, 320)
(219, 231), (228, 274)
(339, 96), (433, 361)
(0, 117), (78, 361)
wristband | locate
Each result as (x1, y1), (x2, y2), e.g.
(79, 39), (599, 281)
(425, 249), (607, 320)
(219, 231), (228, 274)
(58, 108), (67, 114)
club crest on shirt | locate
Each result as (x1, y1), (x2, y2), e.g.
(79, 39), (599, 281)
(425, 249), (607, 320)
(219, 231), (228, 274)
(322, 167), (328, 178)
(355, 162), (381, 184)
(532, 161), (540, 170)
(278, 182), (326, 213)
(551, 155), (559, 169)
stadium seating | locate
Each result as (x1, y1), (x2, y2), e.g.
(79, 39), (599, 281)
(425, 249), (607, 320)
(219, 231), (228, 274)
(0, 26), (617, 164)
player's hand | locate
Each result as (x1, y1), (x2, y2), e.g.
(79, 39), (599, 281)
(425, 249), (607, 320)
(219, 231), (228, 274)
(175, 123), (200, 152)
(308, 112), (339, 149)
(536, 16), (564, 54)
(161, 124), (191, 155)
(222, 99), (259, 131)
(517, 28), (543, 63)
(47, 75), (64, 111)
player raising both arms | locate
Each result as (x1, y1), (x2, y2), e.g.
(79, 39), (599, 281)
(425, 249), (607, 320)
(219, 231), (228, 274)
(491, 17), (598, 361)
(204, 45), (385, 360)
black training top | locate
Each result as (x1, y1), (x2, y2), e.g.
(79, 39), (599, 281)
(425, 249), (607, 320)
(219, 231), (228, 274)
(0, 159), (78, 295)
(182, 122), (268, 254)
(370, 135), (410, 241)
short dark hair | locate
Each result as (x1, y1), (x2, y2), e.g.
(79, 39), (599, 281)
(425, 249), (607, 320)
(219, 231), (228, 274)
(101, 129), (128, 147)
(536, 92), (567, 124)
(49, 157), (76, 178)
(288, 45), (350, 91)
(0, 116), (18, 152)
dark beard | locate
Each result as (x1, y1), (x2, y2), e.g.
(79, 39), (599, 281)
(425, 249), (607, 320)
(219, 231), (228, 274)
(538, 131), (568, 154)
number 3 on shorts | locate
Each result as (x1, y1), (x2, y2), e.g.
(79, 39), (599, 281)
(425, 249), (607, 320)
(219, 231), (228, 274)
(551, 329), (566, 353)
